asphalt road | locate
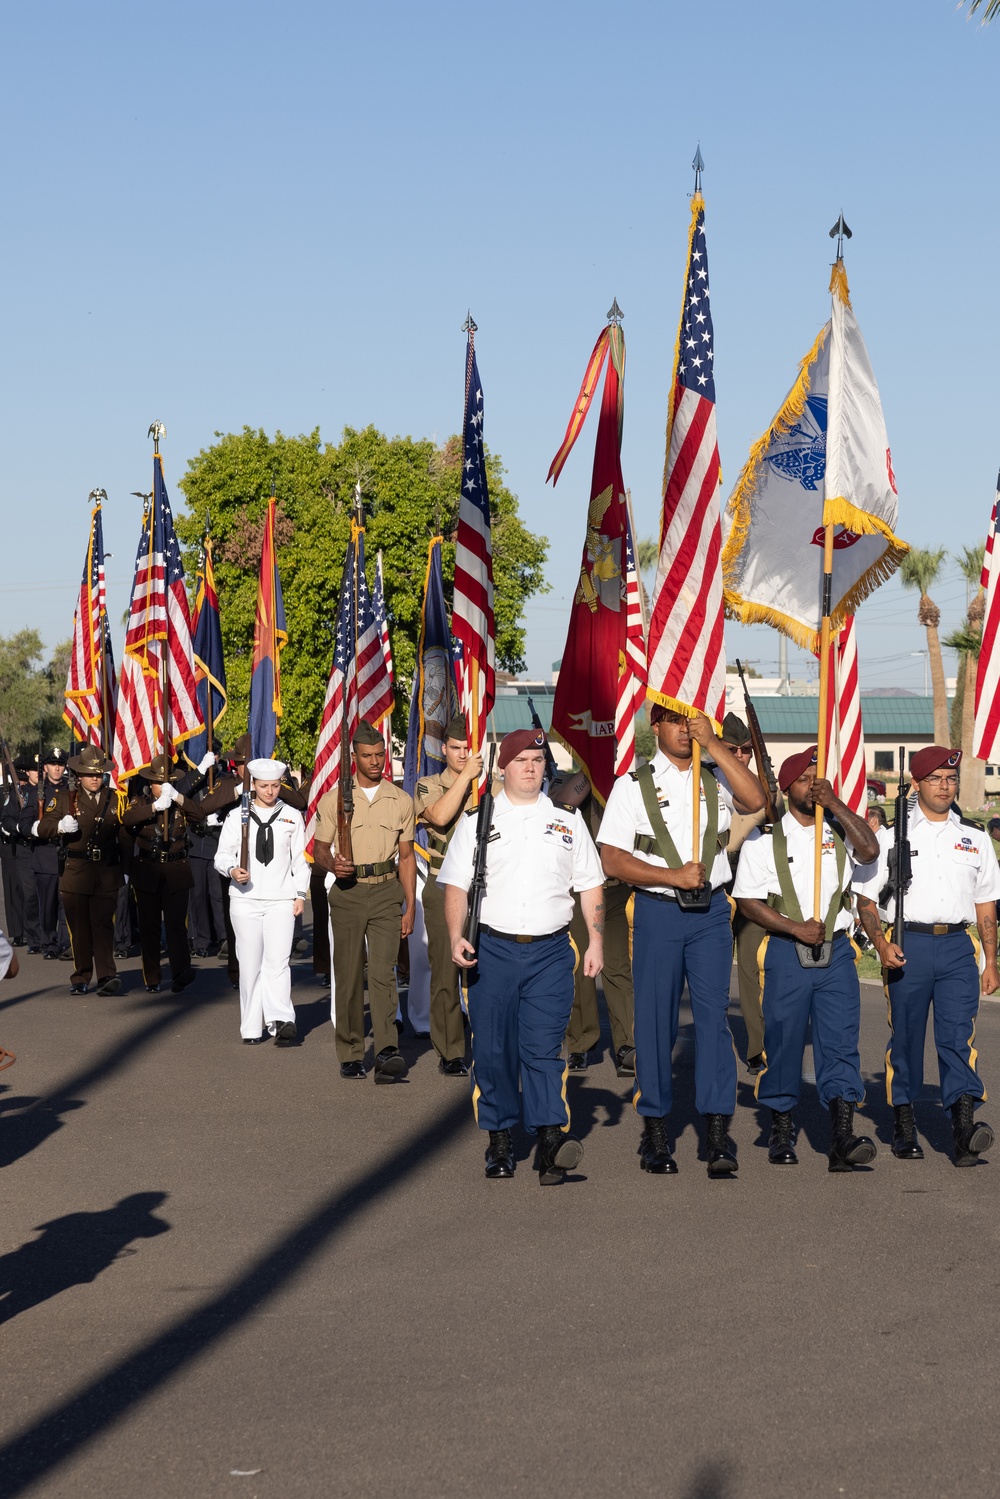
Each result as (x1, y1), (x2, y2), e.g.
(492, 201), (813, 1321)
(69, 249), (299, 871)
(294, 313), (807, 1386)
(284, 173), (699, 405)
(0, 925), (997, 1499)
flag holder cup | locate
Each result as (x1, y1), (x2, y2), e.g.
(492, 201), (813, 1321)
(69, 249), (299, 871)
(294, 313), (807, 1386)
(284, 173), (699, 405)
(795, 939), (832, 969)
(676, 886), (713, 912)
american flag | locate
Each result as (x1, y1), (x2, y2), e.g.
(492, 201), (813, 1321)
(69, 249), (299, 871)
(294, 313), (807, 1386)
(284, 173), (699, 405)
(647, 193), (726, 725)
(374, 548), (395, 777)
(973, 474), (1000, 761)
(818, 614), (867, 817)
(451, 322), (495, 753)
(64, 497), (117, 748)
(615, 503), (648, 775)
(112, 453), (202, 780)
(305, 521), (394, 851)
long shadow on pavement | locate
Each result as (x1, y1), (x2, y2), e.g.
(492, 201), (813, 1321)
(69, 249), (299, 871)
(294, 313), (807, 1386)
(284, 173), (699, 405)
(0, 1192), (170, 1326)
(0, 1092), (470, 1497)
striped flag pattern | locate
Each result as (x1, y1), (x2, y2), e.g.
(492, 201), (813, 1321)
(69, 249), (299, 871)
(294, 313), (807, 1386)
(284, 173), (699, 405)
(973, 475), (1000, 761)
(374, 548), (394, 776)
(64, 498), (117, 747)
(305, 522), (394, 852)
(614, 505), (648, 776)
(647, 192), (726, 726)
(818, 614), (867, 818)
(451, 323), (495, 753)
(112, 454), (202, 780)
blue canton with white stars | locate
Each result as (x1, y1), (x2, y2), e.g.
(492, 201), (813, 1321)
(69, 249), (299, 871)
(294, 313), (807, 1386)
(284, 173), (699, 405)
(152, 459), (186, 583)
(676, 207), (715, 403)
(462, 348), (490, 522)
(333, 529), (377, 674)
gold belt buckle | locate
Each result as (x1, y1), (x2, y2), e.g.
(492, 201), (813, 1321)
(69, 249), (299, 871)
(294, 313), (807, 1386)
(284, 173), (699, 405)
(933, 923), (948, 936)
(516, 934), (532, 943)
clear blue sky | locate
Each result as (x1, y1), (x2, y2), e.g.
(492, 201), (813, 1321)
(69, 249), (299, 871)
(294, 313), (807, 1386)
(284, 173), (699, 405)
(2, 0), (996, 698)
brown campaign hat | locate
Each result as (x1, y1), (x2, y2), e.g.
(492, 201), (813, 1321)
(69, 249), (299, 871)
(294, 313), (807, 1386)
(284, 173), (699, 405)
(778, 746), (818, 793)
(139, 754), (185, 783)
(910, 745), (961, 781)
(68, 745), (112, 775)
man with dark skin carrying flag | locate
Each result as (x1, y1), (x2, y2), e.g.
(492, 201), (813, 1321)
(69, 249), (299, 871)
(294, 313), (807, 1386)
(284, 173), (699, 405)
(732, 747), (880, 1172)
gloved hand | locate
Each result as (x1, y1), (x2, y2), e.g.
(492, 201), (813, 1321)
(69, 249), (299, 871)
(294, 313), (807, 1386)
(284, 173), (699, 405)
(152, 792), (171, 812)
(57, 815), (79, 834)
(198, 752), (216, 773)
(206, 813), (221, 827)
(161, 783), (180, 804)
(30, 821), (40, 838)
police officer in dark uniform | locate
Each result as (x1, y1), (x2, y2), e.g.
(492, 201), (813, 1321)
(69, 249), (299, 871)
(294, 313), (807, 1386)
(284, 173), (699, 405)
(0, 765), (26, 944)
(2, 759), (41, 950)
(122, 755), (202, 994)
(176, 746), (229, 957)
(36, 745), (125, 995)
(856, 745), (1000, 1166)
(17, 747), (71, 958)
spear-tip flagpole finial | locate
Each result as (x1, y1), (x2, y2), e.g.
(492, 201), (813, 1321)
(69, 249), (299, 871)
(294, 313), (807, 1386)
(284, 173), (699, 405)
(147, 420), (166, 454)
(607, 298), (624, 326)
(88, 487), (108, 506)
(692, 144), (705, 194)
(829, 212), (852, 260)
(462, 310), (478, 337)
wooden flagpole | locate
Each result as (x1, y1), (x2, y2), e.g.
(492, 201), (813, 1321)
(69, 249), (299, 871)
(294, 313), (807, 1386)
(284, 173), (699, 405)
(469, 657), (480, 810)
(814, 520), (835, 918)
(692, 736), (701, 864)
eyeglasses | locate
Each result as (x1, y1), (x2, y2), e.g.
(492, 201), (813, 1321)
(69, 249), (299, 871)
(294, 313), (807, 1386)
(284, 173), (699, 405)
(923, 774), (959, 787)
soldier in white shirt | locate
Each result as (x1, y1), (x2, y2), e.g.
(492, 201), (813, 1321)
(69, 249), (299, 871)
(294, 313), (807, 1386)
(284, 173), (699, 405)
(855, 745), (1000, 1166)
(216, 759), (309, 1046)
(598, 706), (766, 1177)
(732, 746), (880, 1171)
(439, 729), (605, 1185)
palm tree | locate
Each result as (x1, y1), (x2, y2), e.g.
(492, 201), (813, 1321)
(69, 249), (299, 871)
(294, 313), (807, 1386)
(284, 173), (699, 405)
(945, 544), (987, 812)
(635, 535), (659, 624)
(966, 0), (1000, 18)
(899, 546), (950, 745)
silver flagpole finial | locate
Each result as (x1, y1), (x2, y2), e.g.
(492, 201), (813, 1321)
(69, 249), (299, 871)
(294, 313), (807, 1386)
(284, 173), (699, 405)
(829, 212), (852, 259)
(147, 420), (166, 453)
(88, 487), (108, 506)
(692, 145), (705, 193)
(462, 311), (477, 336)
(606, 298), (624, 326)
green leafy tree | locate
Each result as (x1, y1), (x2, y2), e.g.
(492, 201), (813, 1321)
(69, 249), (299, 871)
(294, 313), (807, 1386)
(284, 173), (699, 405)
(175, 426), (549, 766)
(0, 630), (73, 757)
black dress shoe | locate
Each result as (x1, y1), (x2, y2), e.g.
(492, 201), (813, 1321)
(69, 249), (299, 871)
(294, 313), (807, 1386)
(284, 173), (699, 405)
(828, 1097), (877, 1172)
(243, 1032), (269, 1045)
(96, 977), (122, 997)
(145, 983), (161, 994)
(374, 1046), (409, 1083)
(43, 949), (60, 960)
(485, 1129), (515, 1178)
(706, 1113), (739, 1177)
(891, 1103), (924, 1160)
(273, 1021), (298, 1047)
(70, 984), (89, 995)
(614, 1044), (636, 1077)
(439, 1056), (469, 1076)
(768, 1110), (798, 1165)
(951, 1094), (994, 1165)
(27, 946), (43, 955)
(567, 1051), (589, 1072)
(638, 1116), (678, 1174)
(11, 940), (26, 948)
(192, 948), (208, 958)
(534, 1125), (583, 1185)
(340, 1060), (367, 1079)
(746, 1052), (764, 1075)
(113, 947), (130, 960)
(170, 968), (196, 994)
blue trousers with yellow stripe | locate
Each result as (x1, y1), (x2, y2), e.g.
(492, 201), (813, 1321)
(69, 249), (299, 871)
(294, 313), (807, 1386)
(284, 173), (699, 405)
(467, 931), (575, 1134)
(757, 932), (864, 1113)
(885, 930), (985, 1110)
(631, 887), (737, 1119)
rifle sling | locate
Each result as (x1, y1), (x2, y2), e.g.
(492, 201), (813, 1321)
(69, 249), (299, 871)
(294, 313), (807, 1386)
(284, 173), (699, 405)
(636, 762), (719, 872)
(766, 820), (848, 942)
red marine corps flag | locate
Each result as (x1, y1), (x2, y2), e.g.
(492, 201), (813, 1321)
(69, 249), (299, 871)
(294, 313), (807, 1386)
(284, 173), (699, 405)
(548, 301), (645, 803)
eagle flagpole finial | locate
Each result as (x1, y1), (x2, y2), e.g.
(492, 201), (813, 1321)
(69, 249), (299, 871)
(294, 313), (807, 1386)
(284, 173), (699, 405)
(147, 420), (166, 454)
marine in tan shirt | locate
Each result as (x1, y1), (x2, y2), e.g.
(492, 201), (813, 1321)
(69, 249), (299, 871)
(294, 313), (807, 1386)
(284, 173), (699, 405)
(314, 719), (416, 1082)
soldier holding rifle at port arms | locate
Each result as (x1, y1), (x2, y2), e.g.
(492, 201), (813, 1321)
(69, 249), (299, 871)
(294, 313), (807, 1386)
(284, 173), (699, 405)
(854, 745), (1000, 1166)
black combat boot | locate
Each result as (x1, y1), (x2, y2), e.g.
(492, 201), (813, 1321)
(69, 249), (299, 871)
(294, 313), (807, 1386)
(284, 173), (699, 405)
(534, 1125), (583, 1185)
(484, 1129), (515, 1179)
(828, 1097), (877, 1172)
(767, 1110), (798, 1165)
(891, 1103), (924, 1160)
(705, 1113), (738, 1177)
(951, 1095), (994, 1167)
(638, 1115), (678, 1174)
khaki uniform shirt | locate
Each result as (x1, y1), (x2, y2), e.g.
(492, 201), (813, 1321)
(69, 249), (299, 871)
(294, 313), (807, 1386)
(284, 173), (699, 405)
(414, 768), (471, 875)
(315, 780), (415, 874)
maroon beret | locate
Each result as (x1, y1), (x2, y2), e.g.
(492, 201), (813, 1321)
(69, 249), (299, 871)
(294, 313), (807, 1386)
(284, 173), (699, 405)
(778, 745), (818, 793)
(910, 745), (962, 782)
(498, 728), (547, 770)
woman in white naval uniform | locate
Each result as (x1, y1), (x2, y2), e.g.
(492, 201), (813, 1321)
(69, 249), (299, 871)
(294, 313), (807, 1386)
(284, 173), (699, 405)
(215, 759), (309, 1045)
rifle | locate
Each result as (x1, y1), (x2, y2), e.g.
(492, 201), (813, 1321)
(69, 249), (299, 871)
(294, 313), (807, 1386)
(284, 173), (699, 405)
(0, 729), (24, 810)
(464, 743), (497, 962)
(884, 743), (912, 957)
(735, 659), (781, 823)
(335, 724), (356, 887)
(239, 758), (251, 873)
(527, 696), (559, 786)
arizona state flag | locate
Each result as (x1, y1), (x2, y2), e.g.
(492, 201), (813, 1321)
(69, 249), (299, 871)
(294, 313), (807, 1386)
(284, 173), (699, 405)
(248, 494), (287, 758)
(548, 314), (633, 803)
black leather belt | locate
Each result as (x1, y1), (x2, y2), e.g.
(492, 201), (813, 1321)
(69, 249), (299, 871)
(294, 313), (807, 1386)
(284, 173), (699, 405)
(635, 887), (723, 903)
(479, 924), (569, 944)
(137, 850), (186, 864)
(903, 921), (967, 936)
(772, 927), (847, 944)
(66, 849), (118, 864)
